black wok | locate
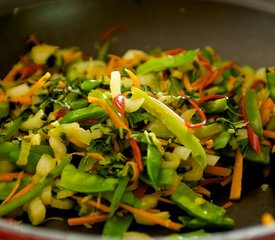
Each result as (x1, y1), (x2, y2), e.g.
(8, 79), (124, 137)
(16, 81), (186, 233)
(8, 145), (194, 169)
(0, 0), (275, 239)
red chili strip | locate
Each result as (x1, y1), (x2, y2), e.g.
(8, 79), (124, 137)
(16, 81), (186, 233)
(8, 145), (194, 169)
(18, 64), (43, 78)
(164, 48), (185, 55)
(197, 54), (212, 72)
(199, 61), (235, 94)
(129, 138), (143, 173)
(101, 25), (128, 42)
(179, 92), (207, 128)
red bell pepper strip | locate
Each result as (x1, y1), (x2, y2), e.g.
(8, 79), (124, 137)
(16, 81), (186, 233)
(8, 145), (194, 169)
(179, 92), (207, 128)
(199, 61), (234, 94)
(129, 138), (143, 173)
(101, 25), (128, 42)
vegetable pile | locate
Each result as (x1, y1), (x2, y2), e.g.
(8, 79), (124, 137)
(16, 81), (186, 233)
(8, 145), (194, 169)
(0, 34), (274, 238)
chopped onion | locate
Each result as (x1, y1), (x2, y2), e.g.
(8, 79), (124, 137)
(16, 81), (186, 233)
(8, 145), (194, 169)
(173, 145), (191, 161)
(206, 154), (220, 166)
(110, 71), (121, 99)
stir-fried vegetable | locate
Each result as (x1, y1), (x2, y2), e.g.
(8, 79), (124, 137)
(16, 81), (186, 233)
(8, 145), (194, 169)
(0, 35), (274, 239)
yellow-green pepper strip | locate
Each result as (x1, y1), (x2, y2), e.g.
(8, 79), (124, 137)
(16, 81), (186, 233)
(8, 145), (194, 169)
(0, 154), (71, 217)
(131, 87), (206, 181)
(136, 50), (196, 75)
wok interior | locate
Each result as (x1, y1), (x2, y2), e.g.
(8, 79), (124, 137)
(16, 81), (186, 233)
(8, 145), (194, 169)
(0, 0), (275, 237)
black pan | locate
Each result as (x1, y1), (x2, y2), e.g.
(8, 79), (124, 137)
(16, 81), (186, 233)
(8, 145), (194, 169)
(0, 0), (275, 239)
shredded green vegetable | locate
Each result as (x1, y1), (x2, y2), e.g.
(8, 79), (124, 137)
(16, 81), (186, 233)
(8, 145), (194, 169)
(0, 37), (274, 238)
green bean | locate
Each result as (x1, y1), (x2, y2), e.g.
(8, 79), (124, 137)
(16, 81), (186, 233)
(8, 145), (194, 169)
(213, 131), (232, 150)
(0, 116), (23, 142)
(244, 89), (263, 137)
(171, 183), (229, 222)
(58, 164), (118, 193)
(109, 176), (129, 218)
(0, 102), (9, 119)
(80, 80), (101, 91)
(202, 98), (228, 114)
(60, 104), (106, 124)
(102, 214), (133, 239)
(267, 72), (275, 101)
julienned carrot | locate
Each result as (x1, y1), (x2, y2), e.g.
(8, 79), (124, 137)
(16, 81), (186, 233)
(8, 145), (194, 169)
(105, 54), (125, 76)
(262, 130), (275, 140)
(222, 201), (233, 209)
(0, 172), (29, 183)
(197, 53), (212, 72)
(68, 214), (108, 226)
(200, 177), (226, 186)
(119, 203), (184, 231)
(28, 72), (51, 96)
(229, 149), (243, 200)
(9, 96), (32, 105)
(204, 165), (232, 177)
(220, 175), (233, 187)
(72, 196), (110, 213)
(72, 152), (104, 160)
(8, 181), (35, 202)
(126, 161), (139, 187)
(125, 69), (141, 88)
(88, 96), (129, 130)
(199, 61), (234, 94)
(3, 64), (22, 82)
(1, 171), (24, 205)
(227, 76), (237, 92)
(183, 74), (193, 92)
(192, 185), (211, 197)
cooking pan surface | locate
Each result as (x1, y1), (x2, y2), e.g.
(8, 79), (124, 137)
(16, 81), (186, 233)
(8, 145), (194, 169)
(0, 0), (275, 239)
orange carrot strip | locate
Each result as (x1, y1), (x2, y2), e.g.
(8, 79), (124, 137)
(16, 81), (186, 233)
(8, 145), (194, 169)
(227, 76), (237, 92)
(3, 64), (22, 82)
(0, 173), (30, 183)
(28, 72), (51, 96)
(193, 185), (211, 197)
(200, 177), (226, 186)
(204, 165), (232, 177)
(72, 196), (110, 213)
(157, 197), (175, 205)
(88, 96), (129, 130)
(126, 161), (139, 184)
(220, 175), (233, 187)
(222, 201), (233, 209)
(8, 181), (35, 202)
(125, 69), (140, 88)
(119, 202), (184, 231)
(229, 149), (243, 200)
(9, 96), (32, 105)
(183, 74), (193, 92)
(262, 130), (275, 140)
(1, 171), (24, 205)
(72, 152), (104, 160)
(68, 214), (108, 226)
